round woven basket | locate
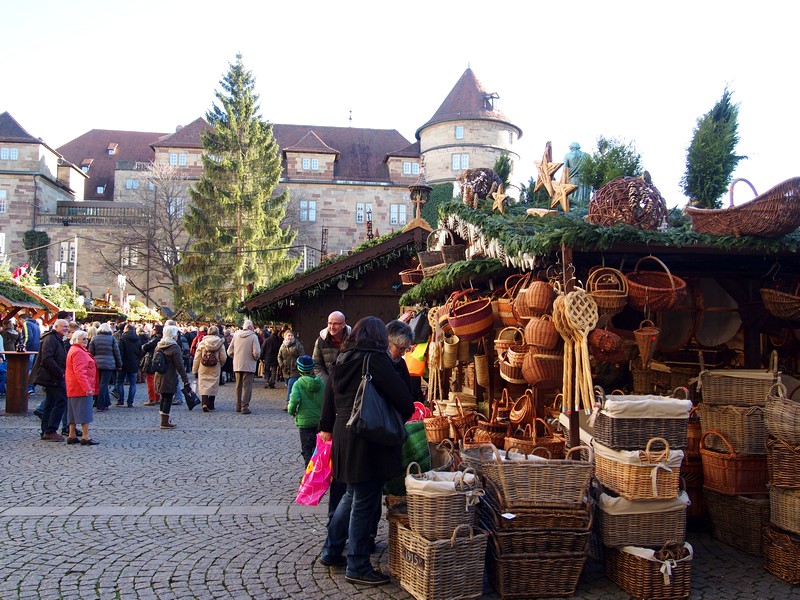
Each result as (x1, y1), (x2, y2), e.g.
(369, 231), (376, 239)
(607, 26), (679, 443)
(625, 256), (687, 313)
(522, 350), (563, 386)
(587, 267), (628, 319)
(494, 326), (524, 355)
(506, 343), (529, 368)
(586, 175), (669, 230)
(424, 400), (451, 443)
(525, 314), (561, 349)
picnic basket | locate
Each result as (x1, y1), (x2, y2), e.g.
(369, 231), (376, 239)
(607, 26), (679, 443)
(685, 177), (800, 238)
(596, 490), (689, 548)
(763, 524), (800, 585)
(703, 487), (770, 556)
(699, 430), (768, 496)
(698, 351), (779, 406)
(765, 382), (800, 445)
(593, 438), (683, 501)
(697, 403), (766, 455)
(769, 485), (800, 536)
(604, 542), (693, 600)
(625, 255), (687, 313)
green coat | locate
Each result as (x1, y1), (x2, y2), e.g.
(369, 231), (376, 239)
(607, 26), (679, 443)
(288, 374), (324, 428)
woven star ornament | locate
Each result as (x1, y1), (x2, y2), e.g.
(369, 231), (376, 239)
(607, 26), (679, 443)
(534, 142), (562, 197)
(550, 165), (578, 211)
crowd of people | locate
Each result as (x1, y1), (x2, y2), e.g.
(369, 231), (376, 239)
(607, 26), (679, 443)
(2, 309), (419, 588)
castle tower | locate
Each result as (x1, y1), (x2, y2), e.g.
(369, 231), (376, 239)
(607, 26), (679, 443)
(415, 68), (522, 185)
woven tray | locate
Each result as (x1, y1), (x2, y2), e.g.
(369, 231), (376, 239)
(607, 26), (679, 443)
(698, 403), (766, 455)
(604, 543), (692, 600)
(763, 524), (800, 585)
(769, 485), (800, 536)
(397, 524), (487, 600)
(703, 487), (769, 556)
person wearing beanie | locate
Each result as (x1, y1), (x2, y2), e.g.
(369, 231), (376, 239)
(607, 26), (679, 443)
(288, 355), (324, 466)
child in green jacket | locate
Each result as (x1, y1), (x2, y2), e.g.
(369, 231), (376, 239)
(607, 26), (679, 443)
(288, 355), (324, 466)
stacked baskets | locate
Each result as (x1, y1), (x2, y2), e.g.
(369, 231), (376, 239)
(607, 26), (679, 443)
(697, 361), (777, 557)
(591, 389), (694, 599)
(763, 383), (800, 584)
(467, 445), (594, 598)
(396, 464), (487, 600)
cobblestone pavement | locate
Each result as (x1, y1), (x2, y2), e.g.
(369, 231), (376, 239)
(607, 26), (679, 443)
(1, 380), (798, 599)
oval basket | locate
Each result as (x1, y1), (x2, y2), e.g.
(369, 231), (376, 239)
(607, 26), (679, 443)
(587, 266), (629, 319)
(522, 350), (563, 386)
(494, 326), (524, 355)
(525, 314), (561, 349)
(447, 289), (494, 342)
(625, 255), (687, 313)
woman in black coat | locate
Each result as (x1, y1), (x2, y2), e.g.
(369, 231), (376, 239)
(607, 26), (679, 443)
(318, 316), (413, 586)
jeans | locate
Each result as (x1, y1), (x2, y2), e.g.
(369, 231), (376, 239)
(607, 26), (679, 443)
(40, 381), (67, 435)
(28, 353), (36, 393)
(299, 427), (318, 466)
(322, 479), (384, 576)
(115, 371), (137, 406)
(97, 369), (114, 408)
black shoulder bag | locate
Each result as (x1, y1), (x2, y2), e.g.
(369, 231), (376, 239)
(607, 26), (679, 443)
(346, 353), (407, 446)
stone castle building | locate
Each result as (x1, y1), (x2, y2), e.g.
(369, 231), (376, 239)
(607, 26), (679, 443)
(0, 68), (521, 313)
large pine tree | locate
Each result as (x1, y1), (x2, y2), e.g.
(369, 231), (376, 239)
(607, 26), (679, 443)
(180, 54), (298, 316)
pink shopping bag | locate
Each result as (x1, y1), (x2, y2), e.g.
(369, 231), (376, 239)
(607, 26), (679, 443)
(294, 433), (334, 506)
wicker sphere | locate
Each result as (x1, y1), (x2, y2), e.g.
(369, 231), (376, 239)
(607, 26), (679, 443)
(586, 174), (668, 231)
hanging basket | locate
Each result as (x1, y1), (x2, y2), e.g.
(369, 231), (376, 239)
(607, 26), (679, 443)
(625, 255), (687, 312)
(587, 266), (629, 319)
(436, 228), (467, 264)
(588, 327), (622, 361)
(442, 334), (459, 369)
(760, 287), (800, 321)
(399, 264), (424, 286)
(525, 314), (561, 349)
(424, 400), (451, 443)
(494, 326), (524, 355)
(634, 319), (660, 368)
(523, 279), (555, 316)
(522, 350), (563, 386)
(509, 390), (533, 426)
(473, 339), (490, 389)
(447, 289), (494, 342)
(496, 274), (528, 326)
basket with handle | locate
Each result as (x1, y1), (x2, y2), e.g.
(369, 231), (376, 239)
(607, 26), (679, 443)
(400, 264), (424, 286)
(699, 430), (768, 495)
(494, 326), (524, 355)
(509, 389), (533, 427)
(634, 319), (661, 368)
(765, 382), (800, 445)
(697, 403), (766, 455)
(437, 228), (467, 265)
(530, 417), (566, 458)
(587, 266), (629, 319)
(503, 424), (537, 454)
(625, 255), (687, 312)
(524, 314), (561, 349)
(703, 487), (770, 556)
(699, 351), (779, 406)
(418, 229), (446, 277)
(442, 334), (459, 369)
(473, 338), (489, 389)
(594, 437), (683, 501)
(603, 542), (693, 600)
(424, 400), (451, 443)
(475, 400), (510, 447)
(769, 485), (800, 536)
(522, 349), (563, 386)
(596, 489), (690, 548)
(506, 342), (529, 368)
(498, 350), (526, 385)
(449, 396), (479, 441)
(763, 524), (800, 585)
(760, 286), (800, 321)
(766, 436), (800, 489)
(523, 278), (555, 316)
(447, 289), (494, 342)
(495, 273), (528, 326)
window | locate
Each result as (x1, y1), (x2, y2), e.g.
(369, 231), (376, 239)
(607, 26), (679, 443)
(390, 204), (407, 226)
(178, 153), (187, 166)
(412, 163), (420, 175)
(311, 158), (319, 170)
(168, 196), (185, 218)
(81, 166), (90, 174)
(96, 185), (105, 194)
(300, 200), (316, 222)
(125, 179), (139, 190)
(455, 126), (464, 139)
(403, 162), (411, 175)
(0, 232), (5, 258)
(0, 148), (16, 160)
(451, 153), (469, 171)
(0, 190), (6, 213)
(302, 158), (310, 170)
(169, 153), (178, 166)
(60, 240), (76, 263)
(121, 245), (139, 267)
(148, 182), (155, 191)
(356, 202), (373, 224)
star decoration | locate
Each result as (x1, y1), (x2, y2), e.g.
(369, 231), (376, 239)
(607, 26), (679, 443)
(550, 166), (578, 211)
(491, 185), (509, 213)
(533, 142), (562, 197)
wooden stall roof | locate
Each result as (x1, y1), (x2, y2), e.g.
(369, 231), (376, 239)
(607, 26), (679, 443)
(19, 286), (62, 325)
(244, 226), (428, 312)
(0, 280), (45, 322)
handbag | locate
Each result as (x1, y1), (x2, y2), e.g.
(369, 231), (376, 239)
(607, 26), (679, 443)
(346, 353), (408, 447)
(408, 308), (432, 343)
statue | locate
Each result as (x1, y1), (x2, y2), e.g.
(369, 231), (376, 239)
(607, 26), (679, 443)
(564, 143), (591, 203)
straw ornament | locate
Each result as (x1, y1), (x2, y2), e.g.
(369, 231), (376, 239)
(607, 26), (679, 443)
(533, 142), (562, 197)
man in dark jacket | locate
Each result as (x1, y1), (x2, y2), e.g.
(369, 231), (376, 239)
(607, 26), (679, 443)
(312, 311), (351, 384)
(29, 319), (69, 441)
(19, 314), (41, 394)
(116, 324), (142, 407)
(260, 328), (281, 389)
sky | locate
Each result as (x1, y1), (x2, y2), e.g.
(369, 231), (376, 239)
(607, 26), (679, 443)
(4, 0), (798, 208)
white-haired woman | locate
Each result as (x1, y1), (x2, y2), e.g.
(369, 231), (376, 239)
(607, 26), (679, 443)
(88, 322), (121, 411)
(65, 330), (98, 445)
(155, 325), (190, 429)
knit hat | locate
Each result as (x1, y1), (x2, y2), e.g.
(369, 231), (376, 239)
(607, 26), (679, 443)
(297, 355), (315, 374)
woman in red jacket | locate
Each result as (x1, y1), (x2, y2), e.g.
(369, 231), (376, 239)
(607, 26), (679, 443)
(65, 329), (99, 445)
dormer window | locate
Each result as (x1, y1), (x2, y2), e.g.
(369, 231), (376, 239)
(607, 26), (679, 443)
(81, 158), (93, 173)
(107, 143), (118, 155)
(482, 92), (499, 110)
(96, 185), (105, 194)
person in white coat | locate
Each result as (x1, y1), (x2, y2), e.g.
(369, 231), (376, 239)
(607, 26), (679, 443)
(226, 320), (261, 414)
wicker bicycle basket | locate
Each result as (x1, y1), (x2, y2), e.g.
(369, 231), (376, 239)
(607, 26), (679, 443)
(625, 255), (687, 312)
(685, 177), (800, 238)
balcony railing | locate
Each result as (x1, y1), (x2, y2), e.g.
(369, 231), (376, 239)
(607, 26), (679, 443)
(38, 202), (149, 226)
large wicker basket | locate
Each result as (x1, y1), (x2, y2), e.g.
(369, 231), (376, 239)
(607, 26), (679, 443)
(699, 353), (779, 406)
(446, 289), (494, 342)
(769, 485), (800, 536)
(698, 403), (766, 455)
(604, 542), (693, 600)
(765, 382), (800, 446)
(596, 490), (689, 548)
(704, 487), (770, 556)
(587, 175), (669, 230)
(685, 177), (800, 238)
(763, 524), (800, 585)
(397, 524), (487, 600)
(625, 255), (687, 313)
(593, 438), (683, 501)
(699, 430), (768, 496)
(766, 436), (800, 489)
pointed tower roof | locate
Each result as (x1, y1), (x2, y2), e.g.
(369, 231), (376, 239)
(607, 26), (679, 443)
(415, 68), (522, 140)
(0, 111), (41, 143)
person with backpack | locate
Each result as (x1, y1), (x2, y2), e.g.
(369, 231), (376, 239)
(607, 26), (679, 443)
(141, 325), (162, 406)
(154, 325), (190, 430)
(192, 325), (226, 412)
(115, 324), (142, 407)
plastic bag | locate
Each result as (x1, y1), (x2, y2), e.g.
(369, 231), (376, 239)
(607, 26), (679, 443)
(295, 434), (334, 506)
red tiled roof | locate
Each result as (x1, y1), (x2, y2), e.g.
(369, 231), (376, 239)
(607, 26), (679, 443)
(57, 129), (167, 200)
(386, 140), (420, 160)
(415, 68), (522, 140)
(151, 117), (211, 149)
(283, 131), (338, 155)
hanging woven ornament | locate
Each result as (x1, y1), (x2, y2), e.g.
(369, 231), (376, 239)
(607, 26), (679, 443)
(634, 319), (661, 368)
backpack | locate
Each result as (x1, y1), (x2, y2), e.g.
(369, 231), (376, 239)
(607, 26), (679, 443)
(200, 347), (218, 367)
(152, 349), (169, 374)
(139, 352), (154, 374)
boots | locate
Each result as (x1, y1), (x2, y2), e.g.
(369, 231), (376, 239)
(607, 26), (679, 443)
(207, 396), (215, 411)
(202, 395), (209, 412)
(160, 412), (176, 429)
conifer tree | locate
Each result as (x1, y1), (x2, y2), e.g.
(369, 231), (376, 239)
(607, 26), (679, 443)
(179, 54), (298, 316)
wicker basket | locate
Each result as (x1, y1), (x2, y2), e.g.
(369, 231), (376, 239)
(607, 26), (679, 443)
(685, 176), (800, 238)
(506, 343), (529, 368)
(523, 279), (555, 316)
(524, 314), (560, 349)
(418, 230), (446, 277)
(498, 351), (526, 385)
(593, 390), (692, 450)
(495, 274), (528, 326)
(699, 430), (768, 496)
(480, 479), (592, 529)
(478, 445), (594, 509)
(405, 463), (482, 541)
(494, 326), (524, 355)
(686, 407), (702, 458)
(400, 265), (424, 286)
(630, 360), (672, 394)
(596, 490), (689, 548)
(699, 353), (779, 406)
(587, 266), (629, 320)
(509, 390), (533, 427)
(760, 287), (800, 321)
(424, 401), (451, 443)
(769, 485), (800, 535)
(765, 382), (800, 446)
(486, 538), (586, 599)
(704, 487), (770, 556)
(763, 524), (800, 585)
(766, 436), (800, 489)
(475, 402), (511, 448)
(587, 175), (669, 231)
(522, 350), (563, 386)
(387, 503), (410, 578)
(604, 542), (693, 600)
(397, 524), (487, 600)
(447, 289), (494, 342)
(594, 438), (683, 501)
(438, 229), (466, 265)
(480, 514), (592, 555)
(625, 255), (687, 313)
(449, 397), (479, 441)
(698, 403), (766, 455)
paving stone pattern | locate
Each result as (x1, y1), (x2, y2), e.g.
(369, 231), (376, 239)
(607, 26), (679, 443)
(1, 381), (798, 599)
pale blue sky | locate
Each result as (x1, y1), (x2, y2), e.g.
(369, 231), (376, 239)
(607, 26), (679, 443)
(4, 0), (797, 207)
